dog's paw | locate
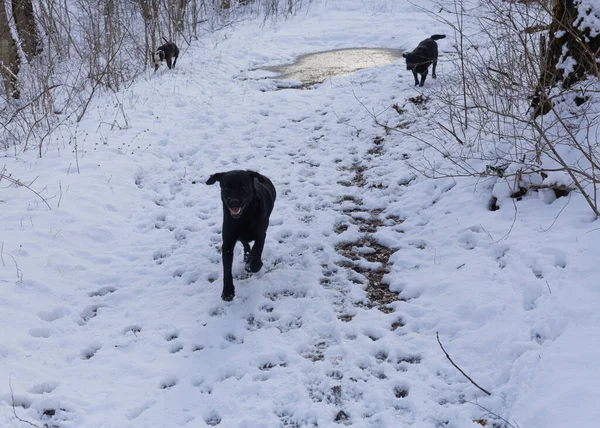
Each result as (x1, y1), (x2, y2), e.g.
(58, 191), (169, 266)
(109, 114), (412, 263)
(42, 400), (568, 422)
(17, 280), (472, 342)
(249, 260), (263, 273)
(243, 251), (251, 264)
(221, 290), (235, 301)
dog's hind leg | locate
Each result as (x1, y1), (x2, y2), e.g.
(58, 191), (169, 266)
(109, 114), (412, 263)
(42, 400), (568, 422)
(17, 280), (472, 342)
(432, 59), (438, 79)
(166, 58), (173, 69)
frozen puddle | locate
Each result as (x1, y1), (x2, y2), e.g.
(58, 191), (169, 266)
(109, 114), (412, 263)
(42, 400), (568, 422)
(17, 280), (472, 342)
(263, 47), (403, 87)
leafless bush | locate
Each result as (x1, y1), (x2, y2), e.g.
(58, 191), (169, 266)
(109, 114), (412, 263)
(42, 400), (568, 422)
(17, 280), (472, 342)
(401, 0), (600, 216)
(1, 0), (312, 156)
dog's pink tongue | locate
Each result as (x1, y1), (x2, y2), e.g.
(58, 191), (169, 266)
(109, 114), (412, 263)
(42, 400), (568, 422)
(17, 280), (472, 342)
(229, 207), (241, 215)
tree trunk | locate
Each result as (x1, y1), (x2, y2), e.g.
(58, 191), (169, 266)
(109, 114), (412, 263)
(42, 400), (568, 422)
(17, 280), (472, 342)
(11, 0), (41, 60)
(532, 0), (600, 117)
(0, 0), (20, 99)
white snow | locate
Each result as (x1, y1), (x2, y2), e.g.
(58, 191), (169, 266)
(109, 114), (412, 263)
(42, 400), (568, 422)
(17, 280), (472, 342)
(1, 0), (600, 427)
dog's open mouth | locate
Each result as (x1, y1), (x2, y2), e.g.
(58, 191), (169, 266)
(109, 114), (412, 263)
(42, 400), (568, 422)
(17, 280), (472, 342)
(228, 205), (247, 218)
(225, 199), (247, 219)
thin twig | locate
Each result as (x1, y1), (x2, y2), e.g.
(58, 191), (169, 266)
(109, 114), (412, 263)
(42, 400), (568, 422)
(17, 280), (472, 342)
(9, 377), (38, 427)
(436, 332), (491, 396)
(498, 197), (518, 242)
(57, 181), (63, 209)
(466, 400), (519, 428)
(0, 173), (51, 210)
(539, 193), (572, 233)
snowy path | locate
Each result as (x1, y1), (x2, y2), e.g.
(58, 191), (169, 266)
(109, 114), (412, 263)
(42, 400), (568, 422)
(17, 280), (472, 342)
(2, 1), (600, 427)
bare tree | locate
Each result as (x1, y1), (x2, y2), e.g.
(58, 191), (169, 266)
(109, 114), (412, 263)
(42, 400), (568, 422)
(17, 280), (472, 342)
(0, 0), (20, 98)
(11, 0), (41, 59)
(532, 0), (600, 117)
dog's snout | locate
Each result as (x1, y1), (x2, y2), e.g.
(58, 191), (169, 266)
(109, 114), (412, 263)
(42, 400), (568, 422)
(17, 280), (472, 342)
(229, 198), (240, 207)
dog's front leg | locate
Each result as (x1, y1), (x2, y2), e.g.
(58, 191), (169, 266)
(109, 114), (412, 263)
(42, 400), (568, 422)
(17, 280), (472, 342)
(221, 240), (236, 301)
(412, 71), (419, 86)
(242, 241), (252, 265)
(167, 58), (173, 69)
(248, 233), (266, 273)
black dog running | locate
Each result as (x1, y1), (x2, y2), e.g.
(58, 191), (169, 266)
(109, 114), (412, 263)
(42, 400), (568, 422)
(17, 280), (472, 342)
(206, 170), (276, 301)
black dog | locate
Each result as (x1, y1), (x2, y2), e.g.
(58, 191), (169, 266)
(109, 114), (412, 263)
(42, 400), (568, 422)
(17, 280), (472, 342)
(152, 37), (179, 72)
(402, 34), (446, 86)
(206, 170), (276, 301)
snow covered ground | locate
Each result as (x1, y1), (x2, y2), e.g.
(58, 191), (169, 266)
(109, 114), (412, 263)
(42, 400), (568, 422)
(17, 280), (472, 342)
(1, 0), (599, 427)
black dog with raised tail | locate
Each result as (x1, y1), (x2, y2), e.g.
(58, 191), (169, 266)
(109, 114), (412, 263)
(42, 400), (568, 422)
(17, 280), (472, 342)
(206, 170), (276, 301)
(402, 34), (446, 86)
(152, 37), (179, 72)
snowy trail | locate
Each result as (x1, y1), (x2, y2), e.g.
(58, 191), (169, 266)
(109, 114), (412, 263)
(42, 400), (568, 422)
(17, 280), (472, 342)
(2, 14), (466, 425)
(3, 1), (600, 427)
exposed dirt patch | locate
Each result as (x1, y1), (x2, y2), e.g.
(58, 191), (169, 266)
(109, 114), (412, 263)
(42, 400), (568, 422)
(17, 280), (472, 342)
(367, 136), (385, 156)
(351, 163), (366, 187)
(408, 94), (428, 105)
(335, 221), (401, 312)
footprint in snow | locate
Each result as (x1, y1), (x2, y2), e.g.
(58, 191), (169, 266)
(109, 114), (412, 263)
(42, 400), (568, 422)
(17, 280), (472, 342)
(79, 304), (104, 325)
(159, 376), (178, 390)
(126, 401), (154, 420)
(29, 327), (52, 338)
(152, 249), (170, 264)
(88, 286), (116, 298)
(28, 381), (58, 395)
(169, 342), (184, 354)
(204, 412), (221, 426)
(394, 386), (409, 398)
(37, 307), (70, 322)
(224, 333), (243, 345)
(165, 331), (179, 341)
(81, 345), (101, 360)
(123, 325), (142, 336)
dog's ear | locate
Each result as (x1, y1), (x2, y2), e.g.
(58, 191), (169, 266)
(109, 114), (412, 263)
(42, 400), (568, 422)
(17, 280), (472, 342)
(402, 53), (407, 58)
(206, 173), (223, 185)
(246, 170), (264, 183)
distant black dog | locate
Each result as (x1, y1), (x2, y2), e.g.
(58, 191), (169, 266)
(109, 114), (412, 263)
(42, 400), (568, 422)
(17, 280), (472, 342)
(206, 170), (276, 301)
(152, 37), (179, 72)
(402, 34), (446, 86)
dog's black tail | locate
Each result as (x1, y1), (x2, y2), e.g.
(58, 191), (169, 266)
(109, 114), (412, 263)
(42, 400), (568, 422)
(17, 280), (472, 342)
(162, 36), (170, 44)
(430, 34), (446, 40)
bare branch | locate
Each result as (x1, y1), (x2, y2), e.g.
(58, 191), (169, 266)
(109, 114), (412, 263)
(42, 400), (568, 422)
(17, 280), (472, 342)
(436, 332), (492, 396)
(9, 377), (38, 427)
